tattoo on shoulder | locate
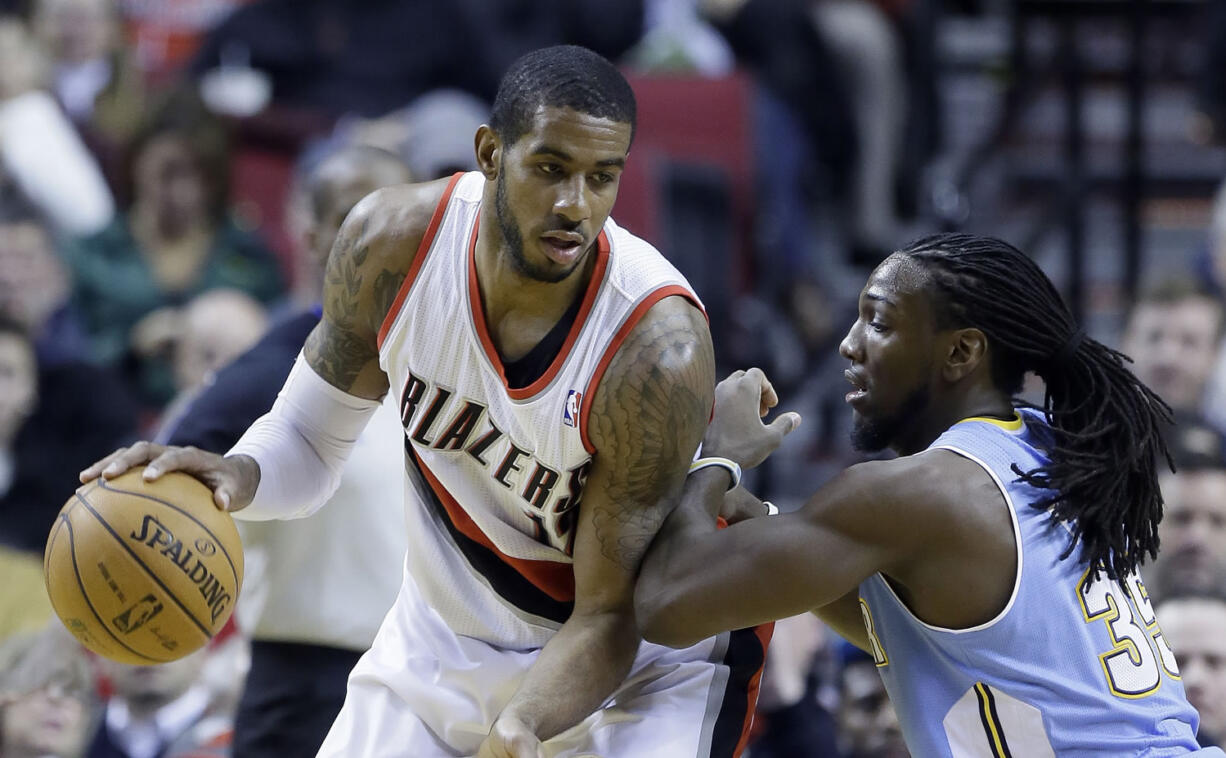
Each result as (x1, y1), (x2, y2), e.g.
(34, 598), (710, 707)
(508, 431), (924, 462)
(587, 303), (714, 570)
(304, 216), (389, 391)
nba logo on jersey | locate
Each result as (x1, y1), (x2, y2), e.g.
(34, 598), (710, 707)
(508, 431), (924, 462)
(563, 390), (582, 427)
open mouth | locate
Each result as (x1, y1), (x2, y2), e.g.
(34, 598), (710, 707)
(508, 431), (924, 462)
(844, 368), (868, 404)
(540, 231), (584, 264)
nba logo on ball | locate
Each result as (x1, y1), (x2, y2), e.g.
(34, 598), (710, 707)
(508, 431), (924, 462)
(563, 390), (582, 427)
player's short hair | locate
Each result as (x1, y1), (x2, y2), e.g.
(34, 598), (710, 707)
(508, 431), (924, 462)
(489, 45), (636, 147)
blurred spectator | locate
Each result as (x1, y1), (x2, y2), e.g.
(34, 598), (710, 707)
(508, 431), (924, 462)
(837, 645), (908, 758)
(31, 0), (146, 193)
(749, 613), (841, 758)
(1194, 0), (1226, 144)
(1150, 423), (1226, 599)
(1156, 593), (1226, 748)
(117, 0), (250, 79)
(1120, 278), (1224, 424)
(65, 91), (283, 404)
(0, 192), (92, 365)
(188, 0), (644, 120)
(0, 15), (114, 236)
(162, 145), (409, 758)
(0, 314), (138, 554)
(810, 0), (905, 262)
(0, 622), (99, 758)
(703, 0), (855, 199)
(0, 546), (55, 640)
(152, 287), (267, 437)
(172, 288), (266, 394)
(88, 650), (233, 758)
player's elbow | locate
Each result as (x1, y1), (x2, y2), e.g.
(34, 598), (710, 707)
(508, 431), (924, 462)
(635, 585), (704, 649)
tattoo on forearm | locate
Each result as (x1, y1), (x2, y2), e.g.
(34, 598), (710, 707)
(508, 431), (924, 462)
(588, 306), (714, 570)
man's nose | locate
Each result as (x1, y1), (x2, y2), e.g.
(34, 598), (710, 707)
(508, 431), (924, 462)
(553, 175), (589, 224)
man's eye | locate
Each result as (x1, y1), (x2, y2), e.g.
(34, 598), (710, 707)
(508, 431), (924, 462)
(539, 163), (561, 175)
(869, 321), (888, 333)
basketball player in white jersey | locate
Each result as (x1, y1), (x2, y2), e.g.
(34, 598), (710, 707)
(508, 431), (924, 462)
(82, 46), (769, 758)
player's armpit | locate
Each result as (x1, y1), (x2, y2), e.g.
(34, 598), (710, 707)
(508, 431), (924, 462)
(813, 588), (872, 654)
(304, 180), (450, 400)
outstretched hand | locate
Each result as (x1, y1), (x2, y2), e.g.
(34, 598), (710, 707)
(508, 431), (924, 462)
(702, 368), (801, 470)
(78, 441), (260, 513)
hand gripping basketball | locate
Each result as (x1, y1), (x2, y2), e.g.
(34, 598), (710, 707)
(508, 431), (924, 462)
(79, 441), (260, 513)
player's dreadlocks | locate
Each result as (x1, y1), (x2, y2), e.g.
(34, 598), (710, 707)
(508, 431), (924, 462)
(901, 233), (1172, 580)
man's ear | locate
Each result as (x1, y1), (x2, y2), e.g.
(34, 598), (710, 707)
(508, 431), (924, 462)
(943, 327), (989, 382)
(475, 125), (499, 179)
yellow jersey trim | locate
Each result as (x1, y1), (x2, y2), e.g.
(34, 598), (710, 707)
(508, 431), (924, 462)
(957, 412), (1024, 431)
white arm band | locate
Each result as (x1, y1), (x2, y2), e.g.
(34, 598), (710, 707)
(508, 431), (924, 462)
(227, 353), (381, 521)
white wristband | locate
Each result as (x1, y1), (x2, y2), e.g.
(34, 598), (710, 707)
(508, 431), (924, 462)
(688, 456), (742, 491)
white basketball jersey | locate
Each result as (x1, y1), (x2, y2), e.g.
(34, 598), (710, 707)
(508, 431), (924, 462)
(376, 172), (702, 649)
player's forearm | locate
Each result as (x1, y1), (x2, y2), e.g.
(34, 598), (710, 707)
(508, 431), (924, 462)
(634, 468), (727, 646)
(497, 609), (639, 741)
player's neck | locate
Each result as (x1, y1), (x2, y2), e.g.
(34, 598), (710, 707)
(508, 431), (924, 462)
(473, 227), (593, 323)
(893, 386), (1014, 455)
(473, 225), (594, 361)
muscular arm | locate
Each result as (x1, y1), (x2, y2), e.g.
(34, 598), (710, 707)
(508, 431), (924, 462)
(637, 455), (947, 648)
(302, 187), (421, 400)
(494, 296), (715, 741)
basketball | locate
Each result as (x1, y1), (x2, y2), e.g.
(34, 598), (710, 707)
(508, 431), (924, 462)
(43, 467), (244, 665)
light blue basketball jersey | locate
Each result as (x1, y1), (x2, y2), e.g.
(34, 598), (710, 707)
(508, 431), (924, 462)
(858, 408), (1224, 757)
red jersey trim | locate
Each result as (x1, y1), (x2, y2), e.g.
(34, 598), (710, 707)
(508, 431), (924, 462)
(414, 451), (575, 602)
(577, 286), (704, 454)
(466, 219), (611, 401)
(376, 172), (463, 350)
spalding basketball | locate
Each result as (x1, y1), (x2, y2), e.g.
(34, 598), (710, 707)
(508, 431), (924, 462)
(44, 467), (243, 664)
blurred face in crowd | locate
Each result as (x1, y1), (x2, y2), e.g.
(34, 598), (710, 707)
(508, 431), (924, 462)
(0, 628), (95, 758)
(483, 105), (629, 284)
(33, 0), (116, 65)
(307, 153), (411, 272)
(173, 289), (266, 392)
(839, 661), (908, 758)
(1122, 297), (1223, 412)
(0, 331), (37, 446)
(97, 649), (206, 716)
(0, 220), (72, 334)
(1158, 597), (1226, 742)
(133, 133), (210, 237)
(2, 680), (93, 758)
(1154, 470), (1226, 596)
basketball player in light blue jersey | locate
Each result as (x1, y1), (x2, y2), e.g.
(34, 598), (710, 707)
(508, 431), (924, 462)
(637, 233), (1225, 756)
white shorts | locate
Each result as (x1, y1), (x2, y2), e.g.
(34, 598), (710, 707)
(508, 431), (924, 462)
(317, 568), (770, 758)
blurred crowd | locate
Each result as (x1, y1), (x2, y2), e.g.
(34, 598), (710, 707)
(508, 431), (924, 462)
(1, 1), (1226, 757)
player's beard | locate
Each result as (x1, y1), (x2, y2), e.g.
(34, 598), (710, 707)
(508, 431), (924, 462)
(495, 169), (571, 284)
(850, 383), (930, 453)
